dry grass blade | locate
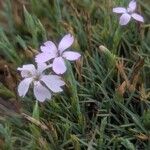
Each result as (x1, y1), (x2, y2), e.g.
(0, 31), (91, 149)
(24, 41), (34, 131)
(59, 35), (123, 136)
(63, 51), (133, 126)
(116, 58), (144, 95)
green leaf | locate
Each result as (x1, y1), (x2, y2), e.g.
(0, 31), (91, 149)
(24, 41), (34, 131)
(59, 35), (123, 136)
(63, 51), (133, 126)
(32, 101), (39, 120)
(121, 138), (135, 150)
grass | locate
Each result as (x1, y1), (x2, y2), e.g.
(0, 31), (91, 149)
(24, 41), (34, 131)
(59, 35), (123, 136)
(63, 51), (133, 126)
(0, 0), (150, 149)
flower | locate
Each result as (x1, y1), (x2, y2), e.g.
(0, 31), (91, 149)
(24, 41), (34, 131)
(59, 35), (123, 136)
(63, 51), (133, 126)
(17, 63), (65, 102)
(113, 0), (144, 25)
(35, 34), (81, 74)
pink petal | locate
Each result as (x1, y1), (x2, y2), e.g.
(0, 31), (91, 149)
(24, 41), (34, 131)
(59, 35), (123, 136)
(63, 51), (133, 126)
(33, 81), (51, 102)
(131, 13), (144, 22)
(41, 75), (65, 93)
(41, 41), (57, 54)
(20, 70), (31, 78)
(18, 64), (36, 77)
(18, 64), (35, 72)
(119, 13), (131, 25)
(113, 7), (127, 14)
(62, 51), (81, 61)
(35, 52), (55, 63)
(37, 63), (51, 74)
(52, 57), (67, 74)
(58, 34), (74, 54)
(18, 78), (33, 97)
(128, 0), (136, 12)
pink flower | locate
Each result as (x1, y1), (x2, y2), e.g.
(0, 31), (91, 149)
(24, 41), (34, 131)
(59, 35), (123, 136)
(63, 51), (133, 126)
(35, 34), (81, 74)
(113, 0), (144, 25)
(17, 63), (65, 102)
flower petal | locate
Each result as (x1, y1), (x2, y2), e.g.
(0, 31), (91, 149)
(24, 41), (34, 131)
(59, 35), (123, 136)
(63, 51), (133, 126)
(131, 13), (144, 22)
(62, 51), (81, 61)
(41, 41), (57, 54)
(37, 63), (52, 74)
(58, 34), (74, 54)
(33, 81), (51, 102)
(41, 75), (65, 93)
(20, 70), (31, 78)
(113, 7), (126, 13)
(119, 13), (131, 25)
(18, 64), (35, 71)
(18, 78), (33, 97)
(128, 0), (136, 12)
(35, 52), (54, 63)
(18, 64), (36, 77)
(52, 57), (67, 74)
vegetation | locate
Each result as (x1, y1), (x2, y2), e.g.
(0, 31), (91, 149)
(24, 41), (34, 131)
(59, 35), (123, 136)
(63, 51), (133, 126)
(0, 0), (150, 149)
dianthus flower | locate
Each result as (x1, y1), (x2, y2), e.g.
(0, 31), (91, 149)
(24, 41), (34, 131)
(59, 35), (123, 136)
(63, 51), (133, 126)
(113, 0), (144, 25)
(18, 63), (65, 102)
(35, 34), (81, 74)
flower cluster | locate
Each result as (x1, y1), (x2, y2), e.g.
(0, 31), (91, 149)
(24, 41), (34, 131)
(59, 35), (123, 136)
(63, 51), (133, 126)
(113, 0), (144, 25)
(17, 34), (81, 102)
(17, 1), (144, 102)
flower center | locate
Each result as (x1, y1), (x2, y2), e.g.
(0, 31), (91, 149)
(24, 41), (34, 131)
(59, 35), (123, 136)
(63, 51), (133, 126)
(127, 8), (134, 14)
(57, 50), (61, 57)
(33, 73), (41, 81)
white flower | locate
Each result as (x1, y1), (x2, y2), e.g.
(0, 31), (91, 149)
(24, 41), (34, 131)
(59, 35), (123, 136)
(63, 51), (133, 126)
(17, 63), (65, 102)
(113, 0), (144, 25)
(35, 33), (81, 74)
